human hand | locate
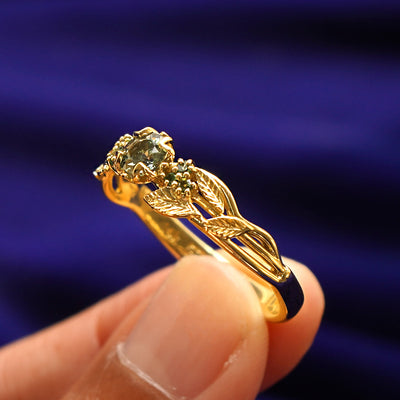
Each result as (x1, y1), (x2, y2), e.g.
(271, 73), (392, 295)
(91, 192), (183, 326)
(0, 255), (324, 400)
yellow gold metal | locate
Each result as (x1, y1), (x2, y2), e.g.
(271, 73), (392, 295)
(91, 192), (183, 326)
(94, 127), (304, 322)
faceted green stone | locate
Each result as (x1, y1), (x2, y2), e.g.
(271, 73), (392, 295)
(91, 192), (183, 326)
(166, 172), (176, 182)
(120, 133), (167, 172)
(166, 161), (192, 190)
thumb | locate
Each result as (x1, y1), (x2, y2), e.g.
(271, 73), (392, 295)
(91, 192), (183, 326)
(63, 255), (268, 400)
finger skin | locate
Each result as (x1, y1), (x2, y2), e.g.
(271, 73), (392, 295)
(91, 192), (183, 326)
(63, 256), (268, 400)
(0, 267), (171, 400)
(62, 299), (169, 400)
(0, 255), (324, 400)
(63, 255), (323, 400)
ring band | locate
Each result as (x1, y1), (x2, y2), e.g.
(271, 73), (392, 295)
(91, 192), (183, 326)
(94, 127), (304, 322)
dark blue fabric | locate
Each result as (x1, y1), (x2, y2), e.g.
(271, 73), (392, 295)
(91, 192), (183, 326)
(1, 1), (399, 399)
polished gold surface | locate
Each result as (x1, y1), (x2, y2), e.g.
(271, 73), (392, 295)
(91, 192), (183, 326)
(95, 127), (301, 322)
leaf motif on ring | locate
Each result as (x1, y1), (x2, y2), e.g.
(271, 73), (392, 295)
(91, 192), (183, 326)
(204, 216), (250, 239)
(196, 169), (225, 214)
(144, 187), (201, 218)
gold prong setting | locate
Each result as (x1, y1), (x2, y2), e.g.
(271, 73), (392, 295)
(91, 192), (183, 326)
(100, 128), (198, 197)
(161, 158), (198, 198)
(104, 128), (175, 184)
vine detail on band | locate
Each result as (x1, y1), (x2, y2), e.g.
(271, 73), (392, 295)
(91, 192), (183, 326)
(94, 127), (290, 282)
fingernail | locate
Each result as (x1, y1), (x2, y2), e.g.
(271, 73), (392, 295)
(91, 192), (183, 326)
(118, 256), (263, 399)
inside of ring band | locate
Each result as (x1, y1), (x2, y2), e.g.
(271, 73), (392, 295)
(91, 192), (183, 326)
(102, 174), (289, 322)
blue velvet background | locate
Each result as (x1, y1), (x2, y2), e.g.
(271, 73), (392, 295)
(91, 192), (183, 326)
(1, 1), (399, 399)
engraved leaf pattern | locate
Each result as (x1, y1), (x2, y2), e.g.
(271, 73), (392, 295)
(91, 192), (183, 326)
(196, 169), (225, 214)
(204, 216), (250, 239)
(144, 188), (200, 218)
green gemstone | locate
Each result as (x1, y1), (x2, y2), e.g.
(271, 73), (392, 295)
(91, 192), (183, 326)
(120, 133), (167, 173)
(166, 172), (176, 182)
(166, 162), (192, 190)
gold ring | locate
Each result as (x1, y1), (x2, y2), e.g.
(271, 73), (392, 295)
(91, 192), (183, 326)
(94, 127), (304, 322)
